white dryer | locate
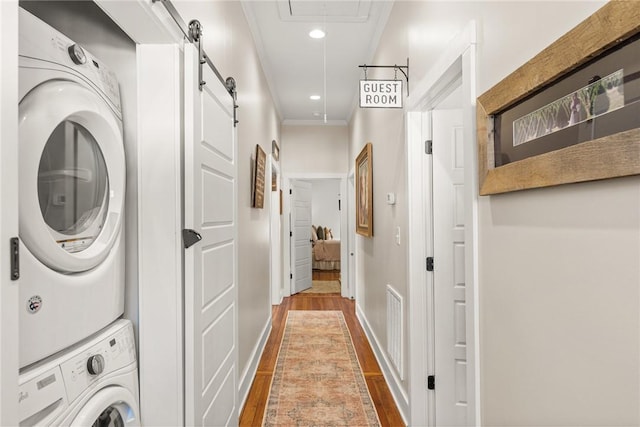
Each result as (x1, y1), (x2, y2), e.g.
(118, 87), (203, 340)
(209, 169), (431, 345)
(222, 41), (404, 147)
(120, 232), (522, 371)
(18, 320), (140, 426)
(18, 8), (126, 368)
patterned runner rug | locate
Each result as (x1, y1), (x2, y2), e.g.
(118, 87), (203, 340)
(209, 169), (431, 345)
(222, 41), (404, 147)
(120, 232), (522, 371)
(263, 310), (380, 426)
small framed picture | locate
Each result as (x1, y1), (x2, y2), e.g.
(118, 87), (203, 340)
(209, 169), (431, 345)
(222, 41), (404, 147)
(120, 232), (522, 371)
(272, 140), (280, 161)
(252, 144), (266, 208)
(355, 142), (373, 237)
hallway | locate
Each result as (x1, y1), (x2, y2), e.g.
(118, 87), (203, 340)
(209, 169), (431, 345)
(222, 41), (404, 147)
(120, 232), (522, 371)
(239, 292), (403, 426)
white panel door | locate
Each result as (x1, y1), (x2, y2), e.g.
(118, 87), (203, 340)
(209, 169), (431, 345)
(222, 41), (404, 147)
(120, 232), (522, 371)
(184, 45), (238, 426)
(432, 109), (467, 426)
(291, 180), (312, 294)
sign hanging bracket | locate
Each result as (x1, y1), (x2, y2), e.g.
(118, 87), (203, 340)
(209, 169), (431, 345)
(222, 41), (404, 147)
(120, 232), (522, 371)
(358, 57), (409, 96)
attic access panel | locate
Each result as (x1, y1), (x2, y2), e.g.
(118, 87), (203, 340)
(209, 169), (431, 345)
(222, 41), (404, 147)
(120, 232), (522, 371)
(277, 0), (371, 22)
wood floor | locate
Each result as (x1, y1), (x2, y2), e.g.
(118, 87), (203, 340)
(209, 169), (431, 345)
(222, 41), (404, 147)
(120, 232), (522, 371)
(239, 293), (405, 426)
(312, 269), (341, 281)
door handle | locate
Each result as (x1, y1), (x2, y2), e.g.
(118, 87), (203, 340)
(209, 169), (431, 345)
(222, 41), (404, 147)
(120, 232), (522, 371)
(182, 229), (202, 249)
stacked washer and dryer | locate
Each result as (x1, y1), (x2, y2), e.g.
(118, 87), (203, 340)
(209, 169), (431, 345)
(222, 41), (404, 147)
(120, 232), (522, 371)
(17, 8), (140, 426)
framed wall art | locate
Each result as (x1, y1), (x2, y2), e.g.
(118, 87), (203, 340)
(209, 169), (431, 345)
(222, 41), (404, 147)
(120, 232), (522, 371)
(477, 1), (640, 195)
(356, 142), (373, 237)
(252, 144), (266, 208)
(272, 140), (280, 161)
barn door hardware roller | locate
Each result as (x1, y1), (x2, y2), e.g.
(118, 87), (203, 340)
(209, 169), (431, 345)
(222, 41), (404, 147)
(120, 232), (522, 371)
(359, 57), (409, 96)
(188, 19), (240, 127)
(152, 1), (239, 125)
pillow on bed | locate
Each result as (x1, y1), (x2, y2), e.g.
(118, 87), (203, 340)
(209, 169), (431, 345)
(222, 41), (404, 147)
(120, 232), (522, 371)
(316, 225), (325, 240)
(324, 227), (333, 240)
(311, 226), (318, 242)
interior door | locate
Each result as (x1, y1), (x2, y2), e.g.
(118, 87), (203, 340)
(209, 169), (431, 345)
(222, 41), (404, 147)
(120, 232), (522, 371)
(290, 180), (312, 294)
(183, 44), (238, 426)
(432, 109), (467, 426)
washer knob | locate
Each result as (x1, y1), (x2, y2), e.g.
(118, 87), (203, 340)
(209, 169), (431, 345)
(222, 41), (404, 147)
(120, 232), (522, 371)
(87, 354), (105, 376)
(68, 44), (87, 65)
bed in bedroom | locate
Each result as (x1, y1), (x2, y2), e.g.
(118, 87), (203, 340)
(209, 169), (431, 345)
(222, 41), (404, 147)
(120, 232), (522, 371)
(312, 226), (341, 271)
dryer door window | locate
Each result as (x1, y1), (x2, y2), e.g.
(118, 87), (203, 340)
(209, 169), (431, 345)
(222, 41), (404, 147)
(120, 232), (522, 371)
(38, 120), (109, 253)
(19, 80), (125, 273)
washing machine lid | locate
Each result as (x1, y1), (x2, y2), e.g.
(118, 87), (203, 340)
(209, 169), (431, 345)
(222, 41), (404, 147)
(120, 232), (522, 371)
(70, 387), (139, 427)
(19, 79), (125, 273)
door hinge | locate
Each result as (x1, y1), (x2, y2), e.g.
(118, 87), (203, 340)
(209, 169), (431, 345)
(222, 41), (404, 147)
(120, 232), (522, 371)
(426, 257), (434, 271)
(290, 273), (293, 279)
(289, 189), (292, 195)
(182, 229), (202, 249)
(427, 375), (435, 390)
(425, 140), (433, 155)
(290, 231), (293, 237)
(10, 237), (19, 281)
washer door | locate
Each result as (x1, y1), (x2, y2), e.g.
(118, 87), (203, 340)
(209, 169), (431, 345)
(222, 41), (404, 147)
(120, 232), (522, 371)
(70, 387), (140, 427)
(19, 80), (124, 273)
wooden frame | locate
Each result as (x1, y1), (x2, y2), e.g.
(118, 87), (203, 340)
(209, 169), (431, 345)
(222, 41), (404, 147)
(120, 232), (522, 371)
(252, 144), (266, 208)
(478, 1), (640, 195)
(355, 143), (373, 237)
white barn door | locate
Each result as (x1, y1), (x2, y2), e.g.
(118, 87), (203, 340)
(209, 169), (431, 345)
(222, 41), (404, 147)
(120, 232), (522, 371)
(432, 109), (467, 426)
(183, 44), (238, 426)
(290, 180), (312, 294)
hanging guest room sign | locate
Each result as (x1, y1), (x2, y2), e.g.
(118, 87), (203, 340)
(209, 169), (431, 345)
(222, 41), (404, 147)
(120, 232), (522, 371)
(359, 80), (403, 108)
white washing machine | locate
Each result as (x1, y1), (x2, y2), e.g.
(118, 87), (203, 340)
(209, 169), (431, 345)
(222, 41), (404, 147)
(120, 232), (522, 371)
(18, 8), (126, 368)
(18, 320), (140, 427)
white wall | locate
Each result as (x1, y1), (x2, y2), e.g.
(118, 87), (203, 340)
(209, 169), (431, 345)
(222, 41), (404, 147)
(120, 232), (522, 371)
(281, 125), (349, 174)
(311, 179), (341, 240)
(352, 0), (640, 425)
(172, 1), (281, 393)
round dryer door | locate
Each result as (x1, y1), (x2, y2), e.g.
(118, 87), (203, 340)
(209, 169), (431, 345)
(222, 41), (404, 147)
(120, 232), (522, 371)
(19, 80), (125, 273)
(70, 387), (140, 427)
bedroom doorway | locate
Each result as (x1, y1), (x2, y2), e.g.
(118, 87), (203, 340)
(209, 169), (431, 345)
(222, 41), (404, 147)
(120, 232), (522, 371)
(309, 178), (342, 294)
(284, 175), (349, 298)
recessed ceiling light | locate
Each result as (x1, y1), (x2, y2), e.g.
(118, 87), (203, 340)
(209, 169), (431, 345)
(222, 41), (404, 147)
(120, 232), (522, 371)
(313, 112), (321, 117)
(309, 95), (321, 101)
(309, 29), (326, 39)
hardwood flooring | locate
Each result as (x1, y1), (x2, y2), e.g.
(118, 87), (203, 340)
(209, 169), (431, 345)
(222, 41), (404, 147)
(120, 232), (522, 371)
(239, 293), (405, 426)
(312, 269), (341, 281)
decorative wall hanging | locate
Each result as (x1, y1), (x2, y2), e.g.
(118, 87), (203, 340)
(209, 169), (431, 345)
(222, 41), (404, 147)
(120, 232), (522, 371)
(477, 1), (640, 195)
(252, 144), (266, 208)
(272, 139), (280, 161)
(356, 143), (373, 237)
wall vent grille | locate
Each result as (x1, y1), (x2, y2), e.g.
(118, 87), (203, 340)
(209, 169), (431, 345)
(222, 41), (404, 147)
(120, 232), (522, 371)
(386, 284), (404, 380)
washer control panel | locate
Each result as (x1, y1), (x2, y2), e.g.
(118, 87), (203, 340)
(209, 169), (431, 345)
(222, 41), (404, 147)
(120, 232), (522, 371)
(18, 321), (135, 425)
(60, 322), (136, 403)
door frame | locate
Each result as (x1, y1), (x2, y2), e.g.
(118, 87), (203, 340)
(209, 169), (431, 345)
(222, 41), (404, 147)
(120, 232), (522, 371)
(0, 2), (20, 424)
(406, 21), (479, 426)
(347, 168), (356, 300)
(269, 156), (282, 305)
(282, 173), (348, 298)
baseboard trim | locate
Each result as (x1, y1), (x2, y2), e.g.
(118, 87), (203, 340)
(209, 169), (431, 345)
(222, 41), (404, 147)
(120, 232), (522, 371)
(239, 316), (272, 410)
(356, 303), (410, 425)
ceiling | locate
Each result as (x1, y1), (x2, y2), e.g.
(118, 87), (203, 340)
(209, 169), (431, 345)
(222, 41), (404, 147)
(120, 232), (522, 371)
(241, 0), (394, 125)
